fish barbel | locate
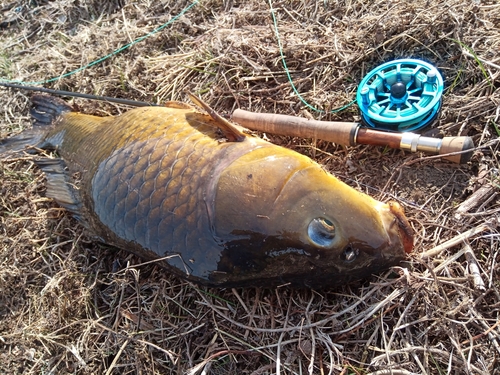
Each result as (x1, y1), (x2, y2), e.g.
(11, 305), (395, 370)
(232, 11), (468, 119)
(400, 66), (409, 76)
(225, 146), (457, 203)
(0, 94), (413, 288)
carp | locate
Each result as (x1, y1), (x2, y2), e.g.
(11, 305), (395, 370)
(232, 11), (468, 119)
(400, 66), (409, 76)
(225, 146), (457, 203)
(0, 94), (413, 288)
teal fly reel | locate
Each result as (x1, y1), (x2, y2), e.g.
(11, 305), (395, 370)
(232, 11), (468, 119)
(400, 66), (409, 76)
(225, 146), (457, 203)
(356, 59), (444, 132)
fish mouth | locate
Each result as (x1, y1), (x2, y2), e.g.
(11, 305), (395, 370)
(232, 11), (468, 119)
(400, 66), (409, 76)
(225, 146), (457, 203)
(388, 201), (414, 254)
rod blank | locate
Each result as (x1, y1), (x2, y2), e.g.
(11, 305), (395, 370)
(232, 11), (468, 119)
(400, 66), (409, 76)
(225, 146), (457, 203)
(0, 82), (157, 107)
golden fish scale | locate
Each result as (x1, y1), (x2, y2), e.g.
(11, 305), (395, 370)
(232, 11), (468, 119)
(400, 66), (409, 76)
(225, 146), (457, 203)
(49, 106), (261, 279)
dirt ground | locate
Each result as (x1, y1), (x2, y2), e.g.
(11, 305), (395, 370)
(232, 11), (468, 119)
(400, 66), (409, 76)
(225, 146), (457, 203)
(0, 0), (499, 374)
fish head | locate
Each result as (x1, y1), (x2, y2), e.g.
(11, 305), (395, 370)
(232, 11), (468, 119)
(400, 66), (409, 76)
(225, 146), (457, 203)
(212, 144), (413, 287)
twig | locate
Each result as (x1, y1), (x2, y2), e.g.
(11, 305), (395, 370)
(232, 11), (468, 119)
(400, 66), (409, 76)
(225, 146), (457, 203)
(186, 349), (255, 375)
(420, 223), (491, 260)
(460, 320), (500, 346)
(104, 337), (132, 375)
(455, 183), (498, 219)
(367, 371), (419, 375)
(461, 48), (500, 70)
(463, 243), (486, 291)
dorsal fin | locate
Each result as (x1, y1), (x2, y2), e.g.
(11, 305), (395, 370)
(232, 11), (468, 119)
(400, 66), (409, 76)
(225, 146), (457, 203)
(164, 101), (193, 109)
(188, 93), (246, 142)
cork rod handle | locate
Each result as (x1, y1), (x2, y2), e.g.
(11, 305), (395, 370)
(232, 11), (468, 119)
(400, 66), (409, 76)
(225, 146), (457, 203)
(232, 109), (359, 146)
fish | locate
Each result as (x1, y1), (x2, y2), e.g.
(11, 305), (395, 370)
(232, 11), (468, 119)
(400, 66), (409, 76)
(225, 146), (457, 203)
(0, 94), (413, 288)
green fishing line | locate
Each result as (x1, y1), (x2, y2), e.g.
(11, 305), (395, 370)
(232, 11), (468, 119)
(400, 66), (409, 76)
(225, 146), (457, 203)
(0, 0), (199, 86)
(268, 0), (355, 114)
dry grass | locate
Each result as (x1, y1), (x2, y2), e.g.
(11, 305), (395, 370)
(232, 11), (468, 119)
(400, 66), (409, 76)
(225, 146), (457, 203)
(1, 0), (499, 374)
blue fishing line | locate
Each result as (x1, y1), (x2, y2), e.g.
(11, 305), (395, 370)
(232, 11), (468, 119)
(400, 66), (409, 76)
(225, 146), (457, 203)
(268, 0), (355, 114)
(0, 0), (199, 86)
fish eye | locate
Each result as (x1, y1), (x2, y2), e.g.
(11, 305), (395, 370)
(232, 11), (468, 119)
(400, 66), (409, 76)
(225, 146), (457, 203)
(308, 217), (336, 247)
(342, 246), (359, 262)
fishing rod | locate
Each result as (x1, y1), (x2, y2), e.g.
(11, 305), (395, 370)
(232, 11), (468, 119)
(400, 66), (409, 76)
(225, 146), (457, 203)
(0, 82), (474, 164)
(232, 110), (474, 164)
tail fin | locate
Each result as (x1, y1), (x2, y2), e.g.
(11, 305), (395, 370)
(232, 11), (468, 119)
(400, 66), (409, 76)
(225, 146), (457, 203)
(0, 128), (45, 154)
(0, 94), (73, 154)
(30, 94), (73, 126)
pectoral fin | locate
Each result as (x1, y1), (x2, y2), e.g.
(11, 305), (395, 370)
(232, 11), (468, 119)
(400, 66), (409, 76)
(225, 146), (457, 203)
(34, 158), (84, 222)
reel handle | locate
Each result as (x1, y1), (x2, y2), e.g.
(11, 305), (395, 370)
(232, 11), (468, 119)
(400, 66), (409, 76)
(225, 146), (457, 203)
(232, 109), (474, 164)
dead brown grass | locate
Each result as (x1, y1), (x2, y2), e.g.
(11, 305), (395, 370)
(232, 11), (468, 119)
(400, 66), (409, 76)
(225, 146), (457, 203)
(0, 0), (499, 374)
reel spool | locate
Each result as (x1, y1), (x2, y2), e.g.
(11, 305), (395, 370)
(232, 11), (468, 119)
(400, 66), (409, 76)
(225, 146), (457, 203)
(356, 59), (444, 132)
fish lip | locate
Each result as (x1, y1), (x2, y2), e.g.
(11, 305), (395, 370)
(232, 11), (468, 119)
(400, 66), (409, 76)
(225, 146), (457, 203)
(388, 201), (414, 254)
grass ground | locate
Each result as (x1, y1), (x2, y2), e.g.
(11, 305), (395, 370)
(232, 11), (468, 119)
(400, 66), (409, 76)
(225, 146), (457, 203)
(0, 0), (499, 374)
